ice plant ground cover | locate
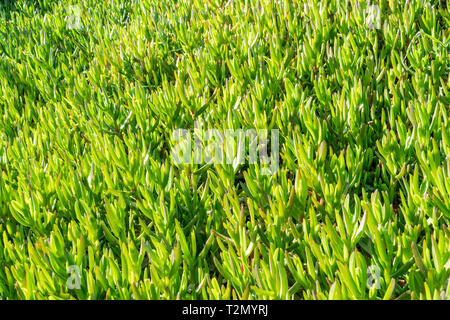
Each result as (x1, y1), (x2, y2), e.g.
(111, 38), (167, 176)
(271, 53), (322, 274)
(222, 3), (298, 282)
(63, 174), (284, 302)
(0, 0), (449, 300)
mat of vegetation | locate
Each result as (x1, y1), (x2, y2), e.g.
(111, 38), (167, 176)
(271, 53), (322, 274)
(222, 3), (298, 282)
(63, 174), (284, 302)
(0, 0), (449, 300)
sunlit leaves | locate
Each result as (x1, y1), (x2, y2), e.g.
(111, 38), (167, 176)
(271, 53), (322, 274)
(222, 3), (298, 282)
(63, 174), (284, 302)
(0, 0), (449, 300)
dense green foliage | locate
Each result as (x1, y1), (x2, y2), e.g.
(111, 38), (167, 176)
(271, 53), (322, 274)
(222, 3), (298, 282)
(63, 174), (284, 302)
(0, 0), (449, 300)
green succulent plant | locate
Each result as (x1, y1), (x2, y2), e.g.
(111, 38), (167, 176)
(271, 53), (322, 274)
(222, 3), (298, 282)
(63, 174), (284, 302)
(0, 0), (448, 300)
